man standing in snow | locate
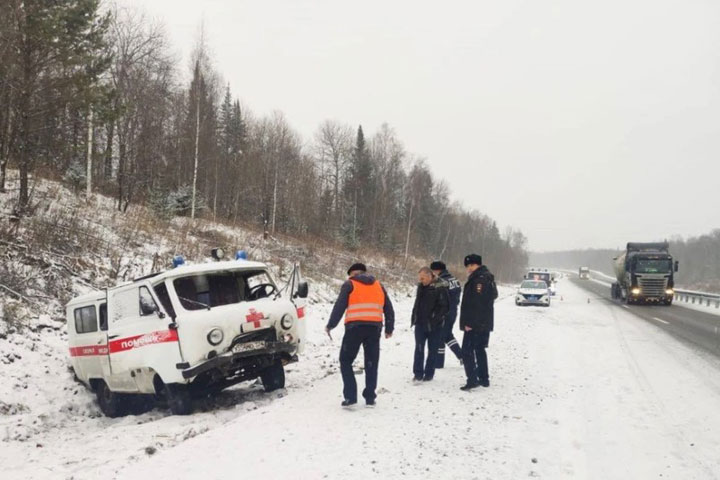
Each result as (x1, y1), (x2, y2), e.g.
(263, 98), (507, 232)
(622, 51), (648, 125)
(326, 263), (395, 408)
(411, 267), (450, 382)
(459, 254), (497, 391)
(430, 260), (463, 368)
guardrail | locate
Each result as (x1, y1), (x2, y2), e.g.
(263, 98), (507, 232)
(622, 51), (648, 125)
(674, 289), (720, 309)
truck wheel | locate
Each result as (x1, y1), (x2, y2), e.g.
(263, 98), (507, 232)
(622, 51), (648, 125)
(261, 361), (285, 392)
(164, 384), (193, 415)
(96, 380), (127, 418)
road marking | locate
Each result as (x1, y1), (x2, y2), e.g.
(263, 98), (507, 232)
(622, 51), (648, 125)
(652, 317), (669, 325)
(622, 305), (629, 309)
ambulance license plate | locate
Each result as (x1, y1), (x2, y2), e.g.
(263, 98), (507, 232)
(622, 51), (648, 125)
(233, 341), (266, 354)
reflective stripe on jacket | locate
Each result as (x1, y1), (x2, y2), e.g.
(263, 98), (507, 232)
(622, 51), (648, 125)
(345, 279), (385, 324)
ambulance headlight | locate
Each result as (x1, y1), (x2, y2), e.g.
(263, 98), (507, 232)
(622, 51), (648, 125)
(207, 328), (224, 345)
(280, 314), (294, 330)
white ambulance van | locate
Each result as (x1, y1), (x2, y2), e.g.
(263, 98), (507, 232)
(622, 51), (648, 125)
(66, 252), (308, 417)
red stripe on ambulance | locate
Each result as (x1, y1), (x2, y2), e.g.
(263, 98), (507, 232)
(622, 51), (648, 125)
(296, 306), (306, 319)
(109, 329), (179, 353)
(69, 345), (109, 357)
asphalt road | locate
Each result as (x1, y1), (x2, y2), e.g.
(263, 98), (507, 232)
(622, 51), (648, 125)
(569, 275), (720, 355)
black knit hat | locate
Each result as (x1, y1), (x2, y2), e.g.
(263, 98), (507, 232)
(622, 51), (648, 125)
(347, 263), (367, 275)
(430, 260), (446, 271)
(464, 254), (482, 266)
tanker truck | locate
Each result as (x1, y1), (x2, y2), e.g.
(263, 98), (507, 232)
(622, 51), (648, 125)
(578, 267), (590, 280)
(610, 242), (679, 305)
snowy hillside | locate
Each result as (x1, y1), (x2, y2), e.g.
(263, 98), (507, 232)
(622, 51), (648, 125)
(0, 172), (419, 477)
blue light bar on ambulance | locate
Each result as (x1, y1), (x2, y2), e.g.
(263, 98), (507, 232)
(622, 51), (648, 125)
(235, 250), (248, 260)
(173, 255), (186, 268)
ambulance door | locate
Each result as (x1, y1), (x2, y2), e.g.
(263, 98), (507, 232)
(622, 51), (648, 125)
(68, 303), (108, 383)
(290, 265), (309, 353)
(106, 282), (182, 391)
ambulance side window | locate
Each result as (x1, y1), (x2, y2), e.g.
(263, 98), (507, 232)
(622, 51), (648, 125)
(153, 282), (175, 319)
(139, 286), (159, 316)
(74, 306), (98, 334)
(99, 303), (108, 331)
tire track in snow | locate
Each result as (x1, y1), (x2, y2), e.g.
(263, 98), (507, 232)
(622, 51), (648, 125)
(603, 299), (718, 478)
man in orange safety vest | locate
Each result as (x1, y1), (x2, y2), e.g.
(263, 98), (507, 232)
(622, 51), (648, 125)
(326, 263), (395, 408)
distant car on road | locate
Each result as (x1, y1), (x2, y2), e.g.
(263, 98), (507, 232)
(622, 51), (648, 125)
(579, 267), (590, 280)
(515, 280), (551, 307)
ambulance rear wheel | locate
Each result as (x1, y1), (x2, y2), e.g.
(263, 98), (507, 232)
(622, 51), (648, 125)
(164, 384), (193, 416)
(261, 361), (285, 392)
(96, 381), (126, 418)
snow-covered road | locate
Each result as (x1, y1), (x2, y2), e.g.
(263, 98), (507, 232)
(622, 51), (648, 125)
(116, 280), (720, 479)
(5, 279), (720, 479)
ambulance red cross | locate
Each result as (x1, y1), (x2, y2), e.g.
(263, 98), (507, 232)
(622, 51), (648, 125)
(66, 250), (308, 417)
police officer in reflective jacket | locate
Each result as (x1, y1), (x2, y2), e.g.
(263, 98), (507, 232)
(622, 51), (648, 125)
(459, 254), (497, 391)
(326, 263), (395, 408)
(430, 260), (463, 368)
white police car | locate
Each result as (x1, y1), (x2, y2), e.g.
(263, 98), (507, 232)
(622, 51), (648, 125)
(515, 280), (551, 307)
(66, 250), (308, 417)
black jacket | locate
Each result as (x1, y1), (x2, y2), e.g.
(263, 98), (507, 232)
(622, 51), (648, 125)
(326, 274), (395, 334)
(459, 265), (497, 332)
(411, 278), (450, 331)
(438, 270), (461, 322)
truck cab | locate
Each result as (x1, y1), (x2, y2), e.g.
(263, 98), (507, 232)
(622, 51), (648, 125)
(578, 267), (590, 280)
(611, 242), (678, 305)
(67, 253), (308, 417)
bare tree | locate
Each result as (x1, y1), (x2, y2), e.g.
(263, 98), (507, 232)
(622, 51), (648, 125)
(313, 120), (353, 230)
(107, 6), (174, 211)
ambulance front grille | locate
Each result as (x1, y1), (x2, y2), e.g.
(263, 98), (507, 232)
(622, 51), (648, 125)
(230, 327), (276, 349)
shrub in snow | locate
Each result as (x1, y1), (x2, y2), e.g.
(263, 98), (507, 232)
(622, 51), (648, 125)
(149, 185), (207, 219)
(2, 301), (26, 332)
(62, 162), (86, 193)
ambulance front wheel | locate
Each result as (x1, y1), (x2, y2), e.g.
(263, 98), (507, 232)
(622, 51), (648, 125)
(165, 384), (193, 416)
(96, 380), (127, 418)
(261, 361), (285, 392)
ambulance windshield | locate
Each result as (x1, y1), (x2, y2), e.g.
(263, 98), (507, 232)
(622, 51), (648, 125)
(173, 269), (275, 311)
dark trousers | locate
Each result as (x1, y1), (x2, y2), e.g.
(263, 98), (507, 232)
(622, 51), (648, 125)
(436, 314), (462, 368)
(413, 326), (443, 379)
(339, 325), (381, 403)
(462, 330), (490, 385)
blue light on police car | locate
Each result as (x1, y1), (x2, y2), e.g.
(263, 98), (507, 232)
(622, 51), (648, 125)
(235, 250), (248, 261)
(173, 255), (185, 268)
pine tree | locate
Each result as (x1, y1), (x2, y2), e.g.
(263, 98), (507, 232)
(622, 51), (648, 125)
(8, 0), (110, 209)
(342, 125), (374, 246)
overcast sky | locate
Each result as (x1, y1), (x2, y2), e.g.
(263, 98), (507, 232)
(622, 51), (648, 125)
(120, 0), (720, 252)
